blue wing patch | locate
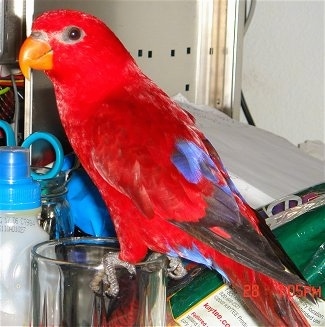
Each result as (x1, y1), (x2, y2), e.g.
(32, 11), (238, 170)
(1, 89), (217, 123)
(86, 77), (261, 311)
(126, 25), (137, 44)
(171, 140), (218, 184)
(167, 244), (213, 268)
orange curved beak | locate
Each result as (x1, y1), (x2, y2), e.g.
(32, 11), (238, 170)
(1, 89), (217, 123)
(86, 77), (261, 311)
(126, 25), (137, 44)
(19, 37), (53, 80)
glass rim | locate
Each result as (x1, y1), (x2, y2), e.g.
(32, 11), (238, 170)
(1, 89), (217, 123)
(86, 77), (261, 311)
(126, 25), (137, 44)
(31, 236), (166, 269)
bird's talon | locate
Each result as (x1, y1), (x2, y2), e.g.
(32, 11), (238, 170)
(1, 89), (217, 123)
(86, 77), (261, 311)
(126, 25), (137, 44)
(167, 256), (188, 280)
(89, 252), (135, 297)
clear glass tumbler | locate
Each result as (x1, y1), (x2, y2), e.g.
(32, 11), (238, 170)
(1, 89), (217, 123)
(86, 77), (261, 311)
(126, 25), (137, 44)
(30, 237), (167, 326)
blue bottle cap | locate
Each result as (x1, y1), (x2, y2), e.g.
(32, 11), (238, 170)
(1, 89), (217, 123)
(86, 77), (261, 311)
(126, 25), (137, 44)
(0, 146), (41, 210)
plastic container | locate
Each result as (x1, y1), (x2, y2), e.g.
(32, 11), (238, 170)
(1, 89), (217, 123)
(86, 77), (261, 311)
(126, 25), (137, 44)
(0, 146), (49, 326)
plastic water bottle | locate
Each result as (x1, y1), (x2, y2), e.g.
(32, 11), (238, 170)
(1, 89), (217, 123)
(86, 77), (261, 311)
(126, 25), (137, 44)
(0, 146), (49, 326)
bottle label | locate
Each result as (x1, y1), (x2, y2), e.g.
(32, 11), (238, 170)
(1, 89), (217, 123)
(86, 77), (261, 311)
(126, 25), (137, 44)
(0, 215), (36, 233)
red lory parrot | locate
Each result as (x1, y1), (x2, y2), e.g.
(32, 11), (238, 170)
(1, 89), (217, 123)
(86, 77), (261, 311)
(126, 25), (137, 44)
(19, 9), (315, 326)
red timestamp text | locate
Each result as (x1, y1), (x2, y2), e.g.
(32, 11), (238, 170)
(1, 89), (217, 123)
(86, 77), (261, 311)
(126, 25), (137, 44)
(243, 284), (322, 298)
(287, 284), (322, 298)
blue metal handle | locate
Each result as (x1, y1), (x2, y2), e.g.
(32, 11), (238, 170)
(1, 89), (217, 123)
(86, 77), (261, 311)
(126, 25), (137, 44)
(21, 132), (64, 180)
(0, 120), (64, 180)
(0, 120), (16, 146)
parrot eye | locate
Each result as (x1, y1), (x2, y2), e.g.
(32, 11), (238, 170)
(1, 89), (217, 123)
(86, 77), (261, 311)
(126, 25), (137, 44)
(67, 27), (82, 40)
(62, 26), (85, 43)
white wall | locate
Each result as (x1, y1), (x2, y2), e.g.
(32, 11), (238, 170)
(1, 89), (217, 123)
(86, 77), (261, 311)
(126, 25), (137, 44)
(241, 0), (324, 146)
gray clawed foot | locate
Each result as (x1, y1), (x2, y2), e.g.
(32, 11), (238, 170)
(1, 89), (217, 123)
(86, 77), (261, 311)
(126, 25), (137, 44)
(146, 253), (187, 279)
(167, 256), (188, 279)
(89, 252), (187, 297)
(89, 252), (136, 297)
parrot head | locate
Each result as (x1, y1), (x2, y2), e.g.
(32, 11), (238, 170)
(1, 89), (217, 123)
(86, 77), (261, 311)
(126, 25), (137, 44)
(19, 10), (134, 91)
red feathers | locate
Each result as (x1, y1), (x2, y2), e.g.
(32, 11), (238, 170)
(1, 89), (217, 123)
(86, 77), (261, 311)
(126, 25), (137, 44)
(19, 10), (315, 326)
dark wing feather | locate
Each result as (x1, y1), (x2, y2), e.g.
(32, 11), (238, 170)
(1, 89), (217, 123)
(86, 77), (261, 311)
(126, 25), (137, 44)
(202, 137), (307, 280)
(170, 216), (303, 286)
(169, 136), (305, 285)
